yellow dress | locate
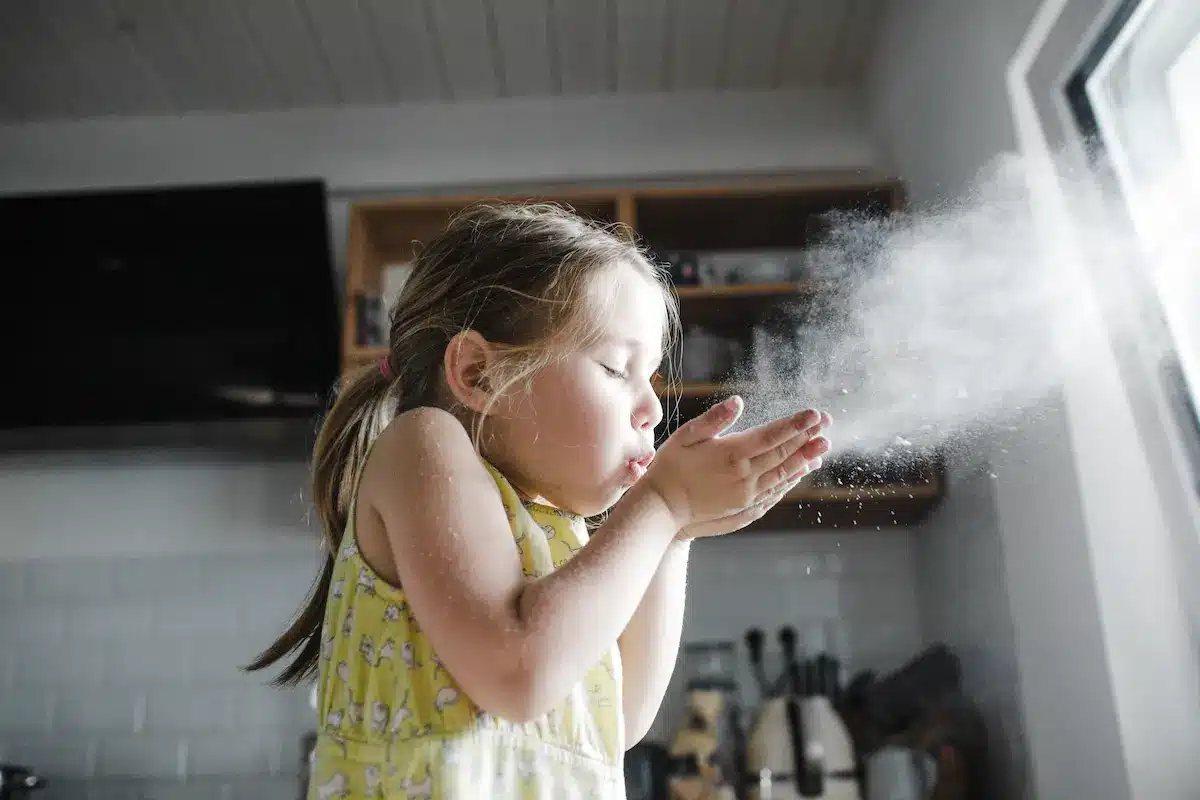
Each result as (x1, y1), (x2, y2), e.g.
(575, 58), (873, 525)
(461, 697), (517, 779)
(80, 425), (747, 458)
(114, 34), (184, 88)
(308, 456), (627, 800)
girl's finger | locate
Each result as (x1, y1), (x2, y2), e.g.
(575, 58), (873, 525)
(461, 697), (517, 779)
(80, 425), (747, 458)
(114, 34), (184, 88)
(753, 437), (830, 494)
(727, 408), (822, 460)
(752, 466), (808, 505)
(683, 501), (772, 539)
(673, 395), (744, 447)
(746, 414), (830, 476)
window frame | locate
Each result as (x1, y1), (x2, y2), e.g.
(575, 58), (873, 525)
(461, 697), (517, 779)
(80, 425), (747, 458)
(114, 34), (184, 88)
(1064, 0), (1200, 501)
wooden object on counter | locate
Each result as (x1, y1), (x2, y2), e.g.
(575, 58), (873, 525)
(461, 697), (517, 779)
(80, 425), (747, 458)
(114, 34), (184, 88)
(667, 689), (736, 800)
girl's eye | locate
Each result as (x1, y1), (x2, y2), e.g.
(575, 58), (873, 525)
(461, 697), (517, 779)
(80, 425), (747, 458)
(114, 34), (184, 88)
(602, 364), (627, 380)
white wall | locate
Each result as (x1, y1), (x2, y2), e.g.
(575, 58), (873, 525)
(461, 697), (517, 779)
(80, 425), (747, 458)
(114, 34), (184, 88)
(870, 0), (1200, 798)
(910, 448), (1029, 800)
(0, 88), (879, 196)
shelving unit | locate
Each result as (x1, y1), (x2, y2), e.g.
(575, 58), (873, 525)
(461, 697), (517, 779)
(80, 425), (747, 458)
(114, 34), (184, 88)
(341, 176), (943, 529)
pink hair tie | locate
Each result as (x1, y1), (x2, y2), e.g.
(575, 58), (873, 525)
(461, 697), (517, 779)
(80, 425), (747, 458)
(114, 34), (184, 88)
(379, 358), (393, 380)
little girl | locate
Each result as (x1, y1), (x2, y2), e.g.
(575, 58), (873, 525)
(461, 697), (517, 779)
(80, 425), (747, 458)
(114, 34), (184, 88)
(248, 202), (831, 799)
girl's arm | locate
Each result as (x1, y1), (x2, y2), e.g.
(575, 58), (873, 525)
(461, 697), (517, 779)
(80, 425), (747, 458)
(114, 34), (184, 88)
(617, 413), (829, 744)
(368, 404), (818, 723)
(617, 539), (690, 746)
(366, 406), (682, 722)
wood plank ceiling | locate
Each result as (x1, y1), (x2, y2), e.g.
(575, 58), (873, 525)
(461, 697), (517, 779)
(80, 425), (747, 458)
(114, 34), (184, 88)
(0, 0), (883, 124)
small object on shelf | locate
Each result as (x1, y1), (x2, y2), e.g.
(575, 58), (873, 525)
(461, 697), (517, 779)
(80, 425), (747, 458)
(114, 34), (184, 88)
(682, 327), (744, 383)
(666, 251), (702, 286)
(354, 292), (387, 348)
(381, 262), (413, 313)
(696, 249), (804, 285)
(804, 212), (836, 247)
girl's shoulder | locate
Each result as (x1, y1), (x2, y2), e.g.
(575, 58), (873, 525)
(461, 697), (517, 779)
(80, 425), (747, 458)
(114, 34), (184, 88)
(367, 406), (472, 476)
(358, 406), (510, 519)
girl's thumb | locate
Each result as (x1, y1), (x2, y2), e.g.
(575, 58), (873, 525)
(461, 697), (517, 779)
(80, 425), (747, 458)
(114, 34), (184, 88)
(675, 395), (743, 446)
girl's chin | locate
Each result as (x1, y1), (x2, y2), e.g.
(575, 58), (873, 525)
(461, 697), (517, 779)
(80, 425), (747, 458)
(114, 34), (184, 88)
(551, 467), (645, 517)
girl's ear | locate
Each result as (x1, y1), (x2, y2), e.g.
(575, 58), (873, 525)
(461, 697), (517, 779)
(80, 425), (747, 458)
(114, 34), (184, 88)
(443, 330), (495, 413)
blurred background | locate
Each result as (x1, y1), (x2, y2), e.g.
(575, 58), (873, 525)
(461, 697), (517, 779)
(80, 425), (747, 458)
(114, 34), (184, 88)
(2, 1), (1199, 799)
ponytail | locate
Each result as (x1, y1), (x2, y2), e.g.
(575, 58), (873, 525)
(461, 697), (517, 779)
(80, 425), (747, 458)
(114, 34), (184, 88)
(244, 361), (393, 686)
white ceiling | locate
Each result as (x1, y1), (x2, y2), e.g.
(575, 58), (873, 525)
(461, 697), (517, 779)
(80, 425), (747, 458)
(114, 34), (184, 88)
(0, 0), (883, 125)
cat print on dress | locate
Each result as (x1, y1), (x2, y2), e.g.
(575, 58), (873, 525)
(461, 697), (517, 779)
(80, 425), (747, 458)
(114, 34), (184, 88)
(544, 523), (582, 569)
(516, 750), (539, 783)
(359, 635), (375, 664)
(399, 771), (433, 800)
(588, 683), (612, 708)
(342, 608), (355, 637)
(316, 772), (349, 800)
(347, 700), (364, 727)
(544, 709), (562, 738)
(320, 623), (334, 663)
(331, 578), (346, 599)
(375, 638), (395, 667)
(340, 539), (357, 561)
(434, 686), (459, 717)
(357, 566), (376, 596)
(389, 690), (414, 735)
(401, 641), (422, 669)
(383, 603), (403, 622)
(363, 765), (383, 798)
(369, 701), (389, 735)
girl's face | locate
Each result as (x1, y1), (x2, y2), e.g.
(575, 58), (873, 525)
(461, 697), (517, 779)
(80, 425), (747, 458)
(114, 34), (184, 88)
(485, 265), (667, 517)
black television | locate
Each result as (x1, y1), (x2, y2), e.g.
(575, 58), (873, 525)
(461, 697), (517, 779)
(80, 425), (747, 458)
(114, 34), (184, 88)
(0, 179), (341, 437)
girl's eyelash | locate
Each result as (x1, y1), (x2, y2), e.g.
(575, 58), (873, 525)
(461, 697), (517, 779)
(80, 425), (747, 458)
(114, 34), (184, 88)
(602, 365), (626, 379)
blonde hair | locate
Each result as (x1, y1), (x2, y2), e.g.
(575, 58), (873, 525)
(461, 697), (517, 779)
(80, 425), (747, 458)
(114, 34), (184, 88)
(246, 201), (679, 685)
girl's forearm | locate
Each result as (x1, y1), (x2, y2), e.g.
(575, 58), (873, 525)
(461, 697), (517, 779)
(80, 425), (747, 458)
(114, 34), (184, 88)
(512, 480), (680, 720)
(618, 538), (691, 745)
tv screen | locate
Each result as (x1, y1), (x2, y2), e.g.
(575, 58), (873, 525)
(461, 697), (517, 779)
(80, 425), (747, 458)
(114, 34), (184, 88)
(0, 179), (341, 431)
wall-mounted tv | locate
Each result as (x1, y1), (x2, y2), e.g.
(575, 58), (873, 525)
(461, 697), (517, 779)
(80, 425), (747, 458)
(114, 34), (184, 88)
(0, 179), (341, 433)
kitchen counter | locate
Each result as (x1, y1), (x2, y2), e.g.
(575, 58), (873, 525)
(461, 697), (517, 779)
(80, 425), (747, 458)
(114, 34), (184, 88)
(30, 774), (301, 800)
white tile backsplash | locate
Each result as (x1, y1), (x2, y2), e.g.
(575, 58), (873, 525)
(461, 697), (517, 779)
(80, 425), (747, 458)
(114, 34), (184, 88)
(188, 733), (284, 776)
(14, 640), (106, 686)
(96, 736), (186, 778)
(66, 601), (153, 640)
(143, 688), (235, 733)
(24, 560), (114, 600)
(52, 689), (141, 734)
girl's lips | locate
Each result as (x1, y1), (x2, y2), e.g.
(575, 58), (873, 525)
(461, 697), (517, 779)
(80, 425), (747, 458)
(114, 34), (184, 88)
(628, 454), (654, 481)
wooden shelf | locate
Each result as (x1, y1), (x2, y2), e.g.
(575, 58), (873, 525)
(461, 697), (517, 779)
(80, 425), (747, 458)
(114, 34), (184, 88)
(674, 281), (829, 298)
(788, 481), (941, 502)
(656, 381), (746, 398)
(346, 345), (389, 362)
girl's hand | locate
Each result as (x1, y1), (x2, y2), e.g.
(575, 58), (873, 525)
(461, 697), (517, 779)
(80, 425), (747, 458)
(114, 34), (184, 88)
(642, 396), (831, 538)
